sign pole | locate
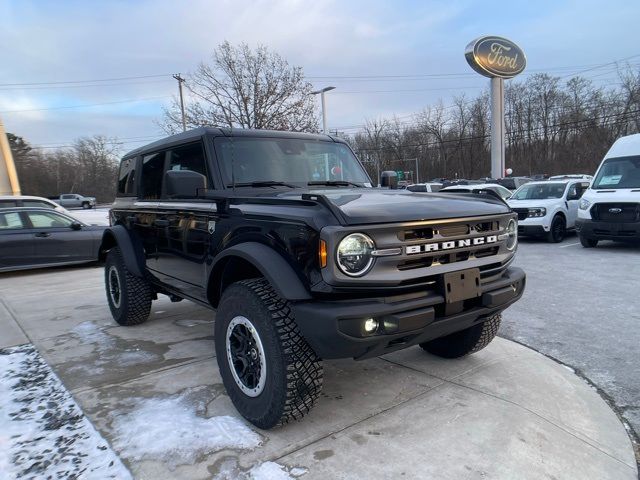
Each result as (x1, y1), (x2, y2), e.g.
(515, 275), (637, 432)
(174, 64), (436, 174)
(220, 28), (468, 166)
(490, 77), (505, 179)
(465, 36), (526, 180)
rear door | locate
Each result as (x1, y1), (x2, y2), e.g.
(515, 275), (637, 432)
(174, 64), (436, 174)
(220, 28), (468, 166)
(0, 211), (36, 269)
(24, 210), (93, 264)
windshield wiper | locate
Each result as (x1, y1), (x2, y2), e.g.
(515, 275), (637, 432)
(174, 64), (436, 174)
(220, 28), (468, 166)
(227, 181), (300, 189)
(307, 180), (363, 188)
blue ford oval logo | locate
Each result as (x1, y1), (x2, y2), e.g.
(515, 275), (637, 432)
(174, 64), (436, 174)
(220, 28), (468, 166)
(608, 208), (622, 214)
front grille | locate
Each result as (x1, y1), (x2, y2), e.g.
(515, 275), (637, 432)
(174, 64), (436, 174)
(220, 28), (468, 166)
(397, 218), (504, 271)
(591, 203), (640, 223)
(512, 208), (529, 221)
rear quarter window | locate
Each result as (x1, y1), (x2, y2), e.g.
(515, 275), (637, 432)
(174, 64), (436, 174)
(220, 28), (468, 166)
(118, 157), (138, 196)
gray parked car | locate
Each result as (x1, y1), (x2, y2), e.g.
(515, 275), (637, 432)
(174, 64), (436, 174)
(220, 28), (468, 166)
(0, 208), (105, 272)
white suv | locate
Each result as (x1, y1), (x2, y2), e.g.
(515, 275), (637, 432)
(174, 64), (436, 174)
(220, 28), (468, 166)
(507, 180), (590, 242)
(576, 133), (640, 247)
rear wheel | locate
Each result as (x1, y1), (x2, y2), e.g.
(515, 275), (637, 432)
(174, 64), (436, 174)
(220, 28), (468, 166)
(579, 235), (598, 248)
(104, 247), (152, 325)
(547, 215), (566, 243)
(420, 314), (501, 358)
(215, 278), (323, 429)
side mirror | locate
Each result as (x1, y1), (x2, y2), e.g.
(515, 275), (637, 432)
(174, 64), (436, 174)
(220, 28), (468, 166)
(70, 222), (82, 230)
(380, 171), (398, 189)
(164, 170), (207, 198)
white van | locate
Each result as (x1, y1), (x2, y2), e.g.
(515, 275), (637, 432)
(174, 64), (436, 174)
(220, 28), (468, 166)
(576, 133), (640, 247)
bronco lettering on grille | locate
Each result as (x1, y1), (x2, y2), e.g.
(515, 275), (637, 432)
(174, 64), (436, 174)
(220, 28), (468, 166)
(405, 235), (498, 255)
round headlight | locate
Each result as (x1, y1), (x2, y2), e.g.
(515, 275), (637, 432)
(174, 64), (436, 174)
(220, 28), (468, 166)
(336, 233), (375, 276)
(506, 218), (518, 251)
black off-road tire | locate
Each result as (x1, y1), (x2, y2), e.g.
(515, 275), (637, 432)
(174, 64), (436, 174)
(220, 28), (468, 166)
(104, 247), (152, 326)
(420, 314), (502, 359)
(215, 278), (323, 429)
(579, 235), (598, 248)
(546, 215), (566, 243)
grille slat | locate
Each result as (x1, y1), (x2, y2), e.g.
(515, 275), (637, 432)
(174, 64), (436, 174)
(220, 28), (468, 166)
(512, 208), (529, 221)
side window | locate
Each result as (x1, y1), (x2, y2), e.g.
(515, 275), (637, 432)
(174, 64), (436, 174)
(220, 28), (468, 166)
(26, 211), (73, 228)
(0, 212), (24, 229)
(167, 142), (207, 177)
(567, 184), (578, 199)
(23, 200), (55, 209)
(0, 200), (18, 208)
(61, 194), (72, 199)
(141, 151), (166, 200)
(118, 157), (137, 196)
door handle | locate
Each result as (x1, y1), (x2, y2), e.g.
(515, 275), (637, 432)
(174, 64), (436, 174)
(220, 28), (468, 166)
(34, 232), (50, 238)
(154, 219), (170, 227)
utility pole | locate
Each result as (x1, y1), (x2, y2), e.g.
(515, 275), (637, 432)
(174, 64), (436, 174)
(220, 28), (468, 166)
(173, 73), (187, 132)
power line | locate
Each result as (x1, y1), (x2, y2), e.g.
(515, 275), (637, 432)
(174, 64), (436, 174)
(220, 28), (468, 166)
(0, 79), (174, 91)
(0, 74), (172, 87)
(0, 95), (172, 114)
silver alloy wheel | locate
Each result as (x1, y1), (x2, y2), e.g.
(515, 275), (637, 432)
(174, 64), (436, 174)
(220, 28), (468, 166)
(108, 265), (122, 308)
(226, 316), (267, 397)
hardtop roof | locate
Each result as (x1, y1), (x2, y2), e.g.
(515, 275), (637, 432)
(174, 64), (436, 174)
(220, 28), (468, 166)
(122, 127), (343, 159)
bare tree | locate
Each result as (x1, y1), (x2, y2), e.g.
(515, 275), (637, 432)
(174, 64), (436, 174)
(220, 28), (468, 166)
(161, 42), (319, 133)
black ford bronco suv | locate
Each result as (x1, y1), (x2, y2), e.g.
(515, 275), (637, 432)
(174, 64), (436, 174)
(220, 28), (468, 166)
(101, 127), (525, 429)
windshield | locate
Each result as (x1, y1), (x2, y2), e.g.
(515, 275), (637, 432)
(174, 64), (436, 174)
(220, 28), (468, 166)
(511, 182), (567, 200)
(214, 137), (371, 187)
(592, 155), (640, 189)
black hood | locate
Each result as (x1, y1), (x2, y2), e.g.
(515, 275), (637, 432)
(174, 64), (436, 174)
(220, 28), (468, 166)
(280, 188), (510, 225)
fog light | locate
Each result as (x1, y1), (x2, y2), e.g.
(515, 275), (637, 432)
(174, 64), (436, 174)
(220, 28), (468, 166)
(363, 318), (379, 333)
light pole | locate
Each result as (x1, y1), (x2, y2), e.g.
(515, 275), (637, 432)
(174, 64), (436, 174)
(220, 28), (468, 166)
(311, 86), (335, 134)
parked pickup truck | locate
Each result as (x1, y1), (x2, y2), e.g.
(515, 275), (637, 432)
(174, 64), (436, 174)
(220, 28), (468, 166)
(49, 194), (96, 209)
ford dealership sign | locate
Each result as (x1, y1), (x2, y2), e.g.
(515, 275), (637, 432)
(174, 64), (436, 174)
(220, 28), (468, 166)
(465, 36), (526, 79)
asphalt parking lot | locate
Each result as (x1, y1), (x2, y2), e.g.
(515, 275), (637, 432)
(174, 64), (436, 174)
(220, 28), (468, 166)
(501, 233), (640, 450)
(0, 233), (638, 478)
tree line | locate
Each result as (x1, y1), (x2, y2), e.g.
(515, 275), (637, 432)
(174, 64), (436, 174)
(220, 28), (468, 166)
(8, 133), (120, 203)
(350, 68), (640, 183)
(7, 43), (640, 202)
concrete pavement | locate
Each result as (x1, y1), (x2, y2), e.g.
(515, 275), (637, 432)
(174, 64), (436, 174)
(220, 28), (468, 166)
(0, 265), (637, 479)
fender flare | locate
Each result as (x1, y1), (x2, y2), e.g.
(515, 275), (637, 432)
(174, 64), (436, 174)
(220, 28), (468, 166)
(211, 242), (312, 301)
(99, 225), (146, 278)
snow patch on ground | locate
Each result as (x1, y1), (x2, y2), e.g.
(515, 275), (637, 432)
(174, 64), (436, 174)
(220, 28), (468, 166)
(110, 391), (262, 468)
(250, 461), (307, 479)
(213, 458), (307, 479)
(0, 344), (131, 479)
(69, 208), (110, 226)
(69, 321), (156, 375)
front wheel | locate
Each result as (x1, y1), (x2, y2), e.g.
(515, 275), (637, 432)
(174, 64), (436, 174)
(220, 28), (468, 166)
(420, 314), (502, 358)
(215, 278), (323, 429)
(579, 235), (598, 248)
(104, 247), (152, 325)
(82, 201), (91, 209)
(546, 215), (566, 243)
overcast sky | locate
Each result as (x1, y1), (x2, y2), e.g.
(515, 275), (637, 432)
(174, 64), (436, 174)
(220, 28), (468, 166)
(1, 0), (638, 153)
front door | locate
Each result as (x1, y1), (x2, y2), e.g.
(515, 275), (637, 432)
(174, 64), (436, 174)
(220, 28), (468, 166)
(24, 210), (92, 264)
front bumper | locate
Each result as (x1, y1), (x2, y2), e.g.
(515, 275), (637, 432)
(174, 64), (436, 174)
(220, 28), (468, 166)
(576, 219), (640, 241)
(518, 224), (547, 237)
(292, 267), (526, 360)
